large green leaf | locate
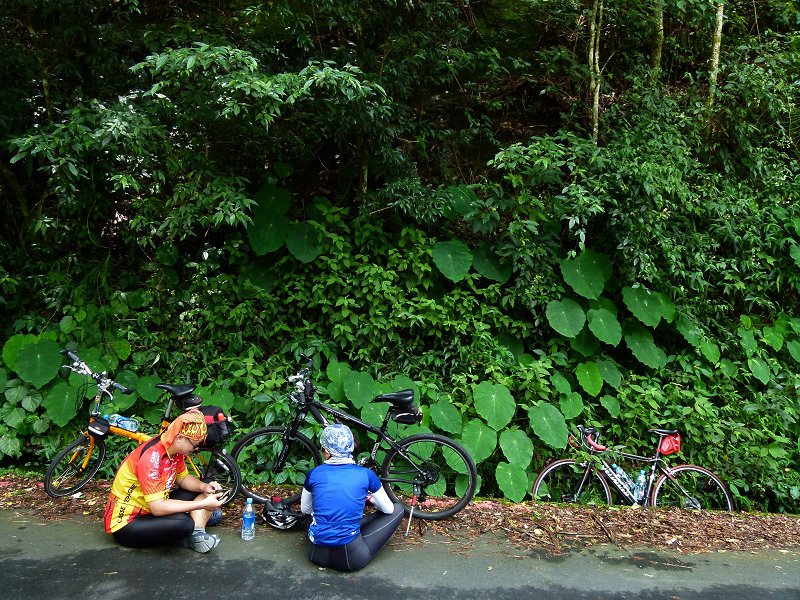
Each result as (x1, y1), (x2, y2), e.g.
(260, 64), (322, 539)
(344, 371), (378, 409)
(326, 361), (352, 403)
(747, 357), (771, 384)
(699, 339), (721, 364)
(596, 359), (622, 389)
(472, 243), (512, 283)
(676, 315), (702, 347)
(575, 361), (603, 396)
(559, 392), (584, 420)
(546, 298), (586, 338)
(429, 400), (462, 435)
(738, 327), (758, 356)
(2, 334), (38, 373)
(286, 222), (321, 263)
(551, 372), (571, 395)
(654, 292), (676, 323)
(560, 249), (612, 300)
(528, 403), (568, 449)
(471, 381), (515, 431)
(443, 185), (478, 219)
(247, 183), (291, 255)
(43, 381), (80, 427)
(623, 321), (667, 369)
(622, 286), (665, 328)
(460, 418), (497, 464)
(587, 307), (621, 346)
(762, 326), (784, 351)
(499, 428), (533, 468)
(791, 244), (800, 267)
(600, 395), (620, 418)
(787, 340), (800, 363)
(431, 240), (473, 282)
(240, 260), (278, 293)
(15, 339), (61, 389)
(496, 462), (529, 502)
(570, 327), (600, 357)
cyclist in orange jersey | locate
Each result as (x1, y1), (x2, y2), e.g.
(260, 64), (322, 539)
(103, 410), (225, 552)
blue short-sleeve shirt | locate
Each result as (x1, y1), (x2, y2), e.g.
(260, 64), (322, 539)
(303, 463), (383, 546)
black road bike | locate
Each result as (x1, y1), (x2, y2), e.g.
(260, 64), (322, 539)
(532, 424), (734, 510)
(231, 356), (477, 521)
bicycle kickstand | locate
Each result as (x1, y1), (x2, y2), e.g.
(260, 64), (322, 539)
(404, 484), (421, 537)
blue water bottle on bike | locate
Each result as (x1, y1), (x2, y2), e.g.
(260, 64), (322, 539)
(242, 498), (256, 541)
(634, 470), (647, 502)
(105, 413), (139, 432)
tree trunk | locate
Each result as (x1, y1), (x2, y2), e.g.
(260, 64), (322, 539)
(589, 0), (604, 145)
(704, 1), (725, 139)
(650, 0), (664, 87)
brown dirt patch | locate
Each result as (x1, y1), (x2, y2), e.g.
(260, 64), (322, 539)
(4, 473), (798, 555)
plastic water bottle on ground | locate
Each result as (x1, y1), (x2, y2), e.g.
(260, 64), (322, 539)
(105, 413), (139, 432)
(242, 498), (256, 541)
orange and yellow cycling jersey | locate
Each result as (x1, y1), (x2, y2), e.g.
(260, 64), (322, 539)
(104, 437), (188, 533)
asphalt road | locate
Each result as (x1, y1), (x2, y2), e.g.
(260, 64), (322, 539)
(1, 508), (798, 600)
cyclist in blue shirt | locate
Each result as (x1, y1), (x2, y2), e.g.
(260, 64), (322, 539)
(301, 424), (403, 571)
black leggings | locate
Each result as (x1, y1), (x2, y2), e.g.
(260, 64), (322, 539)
(111, 489), (197, 549)
(306, 502), (404, 572)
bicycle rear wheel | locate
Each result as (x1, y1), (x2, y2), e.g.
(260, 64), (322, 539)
(381, 433), (477, 520)
(193, 449), (241, 506)
(532, 458), (613, 505)
(230, 427), (322, 504)
(44, 435), (106, 498)
(651, 464), (734, 511)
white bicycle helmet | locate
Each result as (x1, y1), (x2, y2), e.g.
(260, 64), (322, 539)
(261, 504), (303, 530)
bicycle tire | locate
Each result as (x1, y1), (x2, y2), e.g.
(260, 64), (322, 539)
(230, 426), (322, 504)
(381, 433), (477, 520)
(650, 464), (734, 511)
(194, 448), (242, 506)
(532, 458), (613, 506)
(44, 435), (106, 498)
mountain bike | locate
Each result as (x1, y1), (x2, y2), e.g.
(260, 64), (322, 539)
(532, 424), (734, 510)
(231, 355), (477, 521)
(44, 349), (241, 504)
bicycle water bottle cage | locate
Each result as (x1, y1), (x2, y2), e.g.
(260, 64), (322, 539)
(374, 389), (415, 406)
(156, 383), (197, 403)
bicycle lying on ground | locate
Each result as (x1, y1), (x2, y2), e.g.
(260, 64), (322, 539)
(231, 355), (477, 522)
(532, 424), (734, 510)
(44, 349), (240, 504)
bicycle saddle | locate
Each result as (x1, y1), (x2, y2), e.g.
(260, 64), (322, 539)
(156, 383), (196, 399)
(374, 389), (414, 405)
(649, 428), (678, 436)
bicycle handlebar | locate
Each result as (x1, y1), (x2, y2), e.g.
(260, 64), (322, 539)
(61, 348), (136, 395)
(574, 424), (607, 452)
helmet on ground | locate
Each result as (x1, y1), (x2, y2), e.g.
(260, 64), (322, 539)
(262, 504), (303, 530)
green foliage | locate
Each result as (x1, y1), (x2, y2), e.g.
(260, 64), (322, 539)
(1, 0), (799, 511)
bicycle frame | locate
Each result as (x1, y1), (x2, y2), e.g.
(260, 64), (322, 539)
(580, 434), (704, 508)
(73, 374), (210, 481)
(277, 378), (428, 490)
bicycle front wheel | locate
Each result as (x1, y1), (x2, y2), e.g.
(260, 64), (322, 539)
(532, 458), (613, 505)
(231, 427), (322, 504)
(651, 464), (734, 511)
(381, 433), (477, 520)
(193, 449), (241, 506)
(44, 435), (106, 498)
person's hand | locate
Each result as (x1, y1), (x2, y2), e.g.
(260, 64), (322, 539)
(201, 493), (224, 510)
(203, 481), (221, 494)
